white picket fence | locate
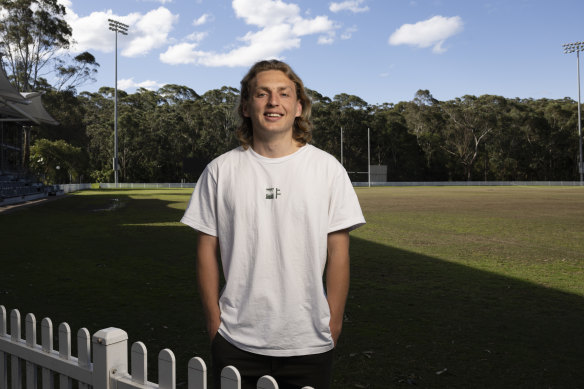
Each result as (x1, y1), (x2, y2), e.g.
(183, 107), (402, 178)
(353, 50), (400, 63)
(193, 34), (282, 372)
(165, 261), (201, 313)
(0, 307), (313, 389)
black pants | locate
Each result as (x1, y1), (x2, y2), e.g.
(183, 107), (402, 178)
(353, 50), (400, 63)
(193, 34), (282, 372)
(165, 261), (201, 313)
(211, 333), (334, 389)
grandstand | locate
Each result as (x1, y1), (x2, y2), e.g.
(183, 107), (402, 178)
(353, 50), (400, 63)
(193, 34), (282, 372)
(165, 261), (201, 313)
(0, 59), (60, 206)
(0, 173), (62, 207)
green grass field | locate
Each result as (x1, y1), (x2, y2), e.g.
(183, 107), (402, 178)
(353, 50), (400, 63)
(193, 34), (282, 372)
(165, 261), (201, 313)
(1, 186), (583, 388)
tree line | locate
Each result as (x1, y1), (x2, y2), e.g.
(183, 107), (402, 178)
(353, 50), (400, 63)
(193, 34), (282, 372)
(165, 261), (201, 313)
(1, 0), (581, 183)
(26, 86), (581, 183)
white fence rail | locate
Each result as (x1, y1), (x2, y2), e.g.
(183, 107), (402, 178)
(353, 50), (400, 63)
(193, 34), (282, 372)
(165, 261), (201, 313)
(353, 180), (583, 187)
(57, 184), (92, 194)
(98, 181), (584, 190)
(0, 307), (313, 389)
(99, 183), (196, 189)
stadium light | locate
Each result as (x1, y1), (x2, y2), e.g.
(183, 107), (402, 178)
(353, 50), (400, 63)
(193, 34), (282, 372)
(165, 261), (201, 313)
(563, 41), (584, 183)
(108, 19), (129, 187)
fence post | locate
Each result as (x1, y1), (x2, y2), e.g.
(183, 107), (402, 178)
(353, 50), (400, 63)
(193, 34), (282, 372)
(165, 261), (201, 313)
(78, 329), (91, 389)
(59, 323), (73, 389)
(92, 328), (128, 389)
(257, 376), (278, 389)
(158, 349), (175, 389)
(187, 357), (206, 389)
(40, 318), (53, 389)
(10, 310), (22, 389)
(25, 314), (37, 389)
(1, 306), (6, 389)
(130, 342), (147, 385)
(220, 366), (240, 389)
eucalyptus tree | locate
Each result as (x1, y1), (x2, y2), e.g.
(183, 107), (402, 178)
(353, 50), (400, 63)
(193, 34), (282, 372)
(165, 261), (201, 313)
(440, 95), (499, 180)
(158, 85), (202, 181)
(476, 97), (519, 180)
(109, 86), (191, 182)
(53, 51), (99, 92)
(329, 93), (372, 179)
(0, 0), (97, 92)
(159, 84), (199, 104)
(79, 88), (116, 182)
(536, 98), (580, 180)
(35, 89), (87, 147)
(116, 88), (159, 182)
(483, 97), (579, 181)
(200, 86), (239, 155)
(370, 103), (425, 180)
(307, 88), (337, 157)
(29, 138), (86, 184)
(401, 90), (449, 179)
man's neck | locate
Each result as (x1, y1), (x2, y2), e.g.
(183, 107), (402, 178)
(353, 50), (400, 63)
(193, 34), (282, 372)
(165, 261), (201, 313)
(252, 134), (302, 158)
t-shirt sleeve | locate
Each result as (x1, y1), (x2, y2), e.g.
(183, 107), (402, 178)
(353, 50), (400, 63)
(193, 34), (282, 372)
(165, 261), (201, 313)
(328, 167), (366, 233)
(180, 166), (218, 236)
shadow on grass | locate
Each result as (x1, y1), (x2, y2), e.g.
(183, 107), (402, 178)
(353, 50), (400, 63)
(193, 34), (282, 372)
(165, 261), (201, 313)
(341, 236), (584, 388)
(1, 192), (583, 388)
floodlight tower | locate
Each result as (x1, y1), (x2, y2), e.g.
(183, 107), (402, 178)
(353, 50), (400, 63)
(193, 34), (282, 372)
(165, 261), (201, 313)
(108, 19), (129, 186)
(563, 41), (584, 183)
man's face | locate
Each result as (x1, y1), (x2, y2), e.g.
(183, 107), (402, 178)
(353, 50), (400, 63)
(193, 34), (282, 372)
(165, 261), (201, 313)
(243, 70), (303, 139)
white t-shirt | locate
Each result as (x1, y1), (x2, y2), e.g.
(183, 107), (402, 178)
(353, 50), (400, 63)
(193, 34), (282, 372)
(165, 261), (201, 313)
(181, 144), (365, 356)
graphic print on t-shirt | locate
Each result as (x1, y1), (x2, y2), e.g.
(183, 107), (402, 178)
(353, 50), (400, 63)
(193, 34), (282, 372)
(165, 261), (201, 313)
(265, 187), (281, 199)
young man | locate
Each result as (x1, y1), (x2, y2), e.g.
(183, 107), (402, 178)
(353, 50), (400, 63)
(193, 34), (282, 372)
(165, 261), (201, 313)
(181, 60), (365, 389)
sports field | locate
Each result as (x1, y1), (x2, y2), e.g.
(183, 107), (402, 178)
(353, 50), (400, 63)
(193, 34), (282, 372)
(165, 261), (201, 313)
(1, 186), (583, 388)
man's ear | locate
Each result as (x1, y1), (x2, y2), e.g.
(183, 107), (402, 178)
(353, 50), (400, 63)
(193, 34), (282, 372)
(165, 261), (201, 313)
(295, 100), (302, 118)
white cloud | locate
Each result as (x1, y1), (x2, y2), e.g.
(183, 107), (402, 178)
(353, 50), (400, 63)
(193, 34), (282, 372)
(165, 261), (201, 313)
(140, 0), (173, 3)
(318, 33), (335, 45)
(388, 15), (463, 53)
(118, 78), (164, 91)
(292, 15), (335, 36)
(186, 32), (208, 42)
(161, 24), (301, 67)
(159, 43), (201, 65)
(63, 3), (179, 57)
(161, 0), (337, 67)
(193, 13), (213, 26)
(329, 0), (369, 13)
(341, 25), (357, 40)
(233, 0), (300, 27)
(122, 7), (179, 57)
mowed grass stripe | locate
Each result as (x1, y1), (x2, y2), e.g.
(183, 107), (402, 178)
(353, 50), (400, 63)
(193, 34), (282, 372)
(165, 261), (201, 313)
(353, 186), (584, 295)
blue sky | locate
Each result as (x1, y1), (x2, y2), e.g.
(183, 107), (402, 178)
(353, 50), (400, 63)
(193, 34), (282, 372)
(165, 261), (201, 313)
(60, 0), (584, 105)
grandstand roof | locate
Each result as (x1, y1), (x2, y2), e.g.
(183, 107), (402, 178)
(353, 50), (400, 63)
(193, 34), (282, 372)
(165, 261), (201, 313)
(0, 67), (59, 126)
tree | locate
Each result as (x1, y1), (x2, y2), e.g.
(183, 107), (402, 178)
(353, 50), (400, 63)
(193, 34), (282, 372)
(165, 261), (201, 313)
(181, 87), (239, 176)
(0, 0), (98, 92)
(402, 90), (449, 179)
(53, 51), (99, 92)
(308, 88), (339, 158)
(35, 89), (88, 147)
(0, 0), (70, 90)
(29, 138), (86, 183)
(79, 89), (115, 182)
(329, 93), (371, 180)
(370, 104), (425, 180)
(440, 95), (498, 180)
(159, 84), (199, 104)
